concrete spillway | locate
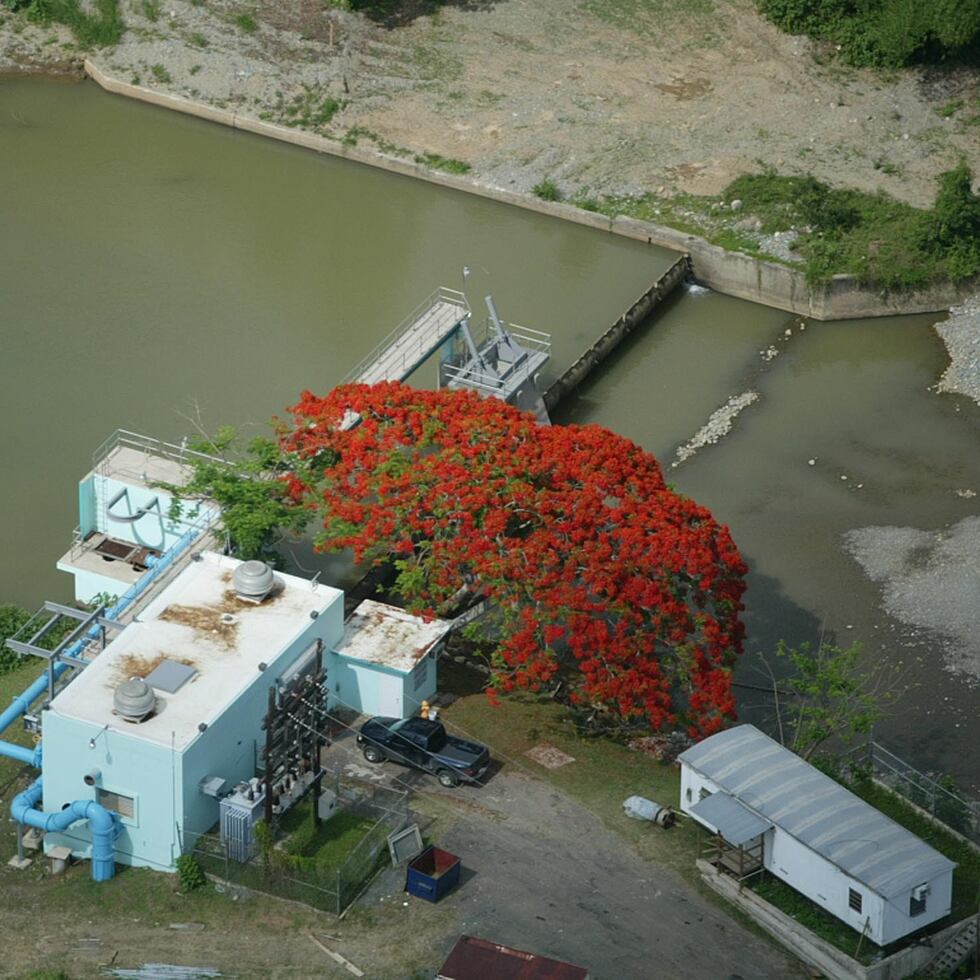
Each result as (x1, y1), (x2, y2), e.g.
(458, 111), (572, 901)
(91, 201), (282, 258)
(544, 255), (691, 414)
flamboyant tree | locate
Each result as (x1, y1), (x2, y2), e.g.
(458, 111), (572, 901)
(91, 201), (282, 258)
(280, 382), (748, 737)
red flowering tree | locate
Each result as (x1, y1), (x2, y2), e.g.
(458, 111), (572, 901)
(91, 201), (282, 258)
(281, 382), (747, 737)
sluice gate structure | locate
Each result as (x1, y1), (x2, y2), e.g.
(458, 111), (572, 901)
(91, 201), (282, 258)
(341, 253), (690, 425)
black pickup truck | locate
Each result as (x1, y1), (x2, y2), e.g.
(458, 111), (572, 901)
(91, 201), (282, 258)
(357, 716), (491, 787)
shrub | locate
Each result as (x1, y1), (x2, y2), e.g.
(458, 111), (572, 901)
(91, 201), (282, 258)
(235, 12), (257, 33)
(532, 178), (561, 202)
(176, 853), (207, 892)
(414, 153), (470, 174)
(0, 605), (30, 675)
(758, 0), (980, 68)
(14, 0), (124, 47)
(923, 162), (980, 248)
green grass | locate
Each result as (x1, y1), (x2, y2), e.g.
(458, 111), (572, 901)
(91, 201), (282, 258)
(441, 691), (700, 879)
(411, 44), (463, 83)
(532, 178), (561, 202)
(751, 875), (878, 963)
(138, 0), (159, 22)
(0, 661), (43, 808)
(279, 807), (378, 874)
(937, 99), (965, 118)
(17, 0), (123, 47)
(235, 12), (257, 33)
(582, 0), (714, 38)
(150, 63), (171, 83)
(414, 153), (470, 175)
(188, 31), (208, 48)
(580, 167), (980, 290)
(277, 88), (345, 131)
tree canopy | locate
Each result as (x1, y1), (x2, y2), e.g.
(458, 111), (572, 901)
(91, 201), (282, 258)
(281, 382), (748, 737)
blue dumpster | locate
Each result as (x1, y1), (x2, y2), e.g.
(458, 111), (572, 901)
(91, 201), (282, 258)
(405, 845), (461, 903)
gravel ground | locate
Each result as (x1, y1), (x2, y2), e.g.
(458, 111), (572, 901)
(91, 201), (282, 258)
(936, 293), (980, 405)
(2, 0), (978, 209)
(844, 518), (980, 682)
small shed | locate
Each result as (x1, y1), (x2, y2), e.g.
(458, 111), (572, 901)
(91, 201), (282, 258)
(328, 600), (452, 719)
(678, 725), (956, 947)
(437, 936), (590, 980)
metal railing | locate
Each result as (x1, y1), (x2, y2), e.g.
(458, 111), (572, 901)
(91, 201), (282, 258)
(92, 428), (231, 476)
(843, 740), (980, 845)
(342, 287), (470, 386)
(441, 322), (552, 393)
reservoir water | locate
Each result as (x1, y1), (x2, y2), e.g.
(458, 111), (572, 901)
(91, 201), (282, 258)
(2, 78), (978, 789)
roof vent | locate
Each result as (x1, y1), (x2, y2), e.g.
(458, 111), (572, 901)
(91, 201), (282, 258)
(233, 560), (276, 603)
(113, 676), (157, 723)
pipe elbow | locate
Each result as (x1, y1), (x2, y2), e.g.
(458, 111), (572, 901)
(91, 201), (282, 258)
(10, 778), (43, 825)
(81, 801), (120, 836)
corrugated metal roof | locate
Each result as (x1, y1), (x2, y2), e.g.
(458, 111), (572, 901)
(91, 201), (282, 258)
(438, 936), (589, 980)
(689, 792), (773, 845)
(678, 725), (956, 898)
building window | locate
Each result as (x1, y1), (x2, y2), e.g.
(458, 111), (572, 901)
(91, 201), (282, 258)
(412, 659), (428, 692)
(685, 787), (692, 803)
(910, 887), (928, 917)
(848, 888), (862, 914)
(97, 788), (135, 820)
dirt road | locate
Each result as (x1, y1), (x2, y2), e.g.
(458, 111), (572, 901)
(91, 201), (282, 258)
(328, 728), (801, 979)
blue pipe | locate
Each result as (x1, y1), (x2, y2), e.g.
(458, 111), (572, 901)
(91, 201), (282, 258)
(0, 520), (203, 765)
(1, 518), (208, 879)
(12, 777), (121, 881)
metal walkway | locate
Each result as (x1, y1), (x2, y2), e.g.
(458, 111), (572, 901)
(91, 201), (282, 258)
(345, 287), (470, 387)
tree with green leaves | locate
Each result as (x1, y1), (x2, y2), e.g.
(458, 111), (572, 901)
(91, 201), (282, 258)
(757, 640), (905, 760)
(158, 427), (309, 567)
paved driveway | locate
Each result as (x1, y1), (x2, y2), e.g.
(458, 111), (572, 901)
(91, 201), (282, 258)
(326, 728), (801, 980)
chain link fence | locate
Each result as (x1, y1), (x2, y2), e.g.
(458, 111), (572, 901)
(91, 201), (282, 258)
(843, 740), (979, 845)
(187, 773), (409, 915)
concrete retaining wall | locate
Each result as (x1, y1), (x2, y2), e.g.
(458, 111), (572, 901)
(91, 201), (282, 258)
(697, 859), (972, 980)
(84, 61), (975, 321)
(543, 255), (691, 413)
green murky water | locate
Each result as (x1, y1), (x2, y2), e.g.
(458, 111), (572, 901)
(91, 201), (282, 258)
(2, 78), (978, 787)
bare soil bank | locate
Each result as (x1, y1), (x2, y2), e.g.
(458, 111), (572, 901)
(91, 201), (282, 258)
(3, 0), (978, 209)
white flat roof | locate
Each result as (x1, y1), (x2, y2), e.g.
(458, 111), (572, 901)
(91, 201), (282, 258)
(98, 444), (192, 490)
(50, 552), (341, 750)
(334, 600), (451, 674)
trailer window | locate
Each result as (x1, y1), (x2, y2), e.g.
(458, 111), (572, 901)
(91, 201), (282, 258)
(848, 888), (862, 913)
(910, 890), (927, 916)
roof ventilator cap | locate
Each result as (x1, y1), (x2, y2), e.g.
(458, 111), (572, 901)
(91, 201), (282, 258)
(113, 676), (157, 723)
(233, 560), (276, 603)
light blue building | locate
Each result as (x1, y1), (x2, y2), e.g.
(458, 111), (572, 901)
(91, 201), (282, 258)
(56, 431), (222, 604)
(4, 432), (456, 881)
(40, 552), (344, 871)
(329, 599), (451, 719)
